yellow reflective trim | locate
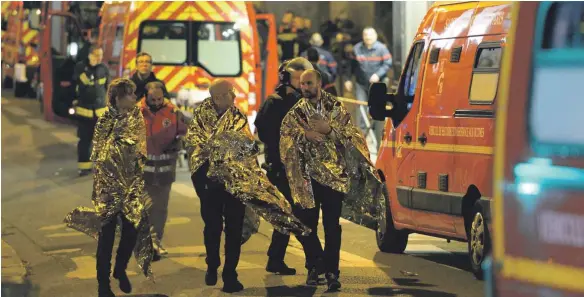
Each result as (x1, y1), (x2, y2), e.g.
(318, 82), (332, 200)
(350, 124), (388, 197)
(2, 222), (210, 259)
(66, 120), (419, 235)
(98, 78), (107, 85)
(79, 73), (91, 85)
(75, 106), (94, 118)
(95, 107), (108, 117)
(380, 141), (493, 155)
(500, 256), (584, 293)
(78, 162), (92, 170)
(277, 32), (298, 41)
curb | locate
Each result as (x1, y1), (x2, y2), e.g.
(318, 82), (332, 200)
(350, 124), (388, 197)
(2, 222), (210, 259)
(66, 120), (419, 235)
(1, 240), (27, 285)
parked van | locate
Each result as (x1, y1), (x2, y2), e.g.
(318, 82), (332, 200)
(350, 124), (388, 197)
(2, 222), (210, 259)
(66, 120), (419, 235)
(483, 2), (584, 296)
(98, 1), (278, 127)
(368, 1), (512, 279)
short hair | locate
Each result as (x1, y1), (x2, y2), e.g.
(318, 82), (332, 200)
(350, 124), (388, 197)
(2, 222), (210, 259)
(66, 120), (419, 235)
(108, 78), (136, 106)
(303, 69), (322, 83)
(136, 52), (152, 62)
(306, 47), (320, 63)
(363, 27), (377, 34)
(145, 81), (164, 92)
(89, 44), (102, 54)
(285, 57), (313, 72)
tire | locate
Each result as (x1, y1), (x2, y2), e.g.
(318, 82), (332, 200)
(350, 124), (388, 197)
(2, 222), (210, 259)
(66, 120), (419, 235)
(3, 76), (14, 89)
(376, 185), (409, 253)
(467, 201), (491, 280)
(14, 81), (28, 98)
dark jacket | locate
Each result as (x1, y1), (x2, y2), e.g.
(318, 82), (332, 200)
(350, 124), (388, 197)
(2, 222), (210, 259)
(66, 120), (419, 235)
(349, 41), (393, 86)
(301, 46), (338, 79)
(73, 61), (109, 117)
(131, 72), (170, 101)
(312, 63), (337, 96)
(254, 90), (300, 169)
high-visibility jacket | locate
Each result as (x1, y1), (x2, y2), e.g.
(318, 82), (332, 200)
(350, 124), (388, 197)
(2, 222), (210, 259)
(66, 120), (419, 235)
(73, 61), (109, 118)
(140, 98), (187, 185)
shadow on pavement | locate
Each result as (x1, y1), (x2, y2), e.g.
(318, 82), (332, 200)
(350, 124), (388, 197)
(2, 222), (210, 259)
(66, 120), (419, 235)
(392, 277), (435, 287)
(237, 285), (318, 297)
(1, 280), (40, 297)
(412, 251), (471, 273)
(368, 287), (457, 296)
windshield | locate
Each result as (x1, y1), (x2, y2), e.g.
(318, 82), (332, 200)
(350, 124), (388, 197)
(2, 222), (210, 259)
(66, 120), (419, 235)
(137, 20), (242, 76)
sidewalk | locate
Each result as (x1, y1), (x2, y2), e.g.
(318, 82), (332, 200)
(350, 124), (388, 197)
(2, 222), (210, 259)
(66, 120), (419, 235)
(1, 239), (29, 297)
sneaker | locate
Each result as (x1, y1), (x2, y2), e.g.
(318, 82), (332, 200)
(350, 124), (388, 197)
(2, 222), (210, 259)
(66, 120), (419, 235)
(78, 169), (92, 177)
(112, 269), (132, 294)
(154, 242), (168, 256)
(98, 285), (116, 297)
(266, 260), (296, 275)
(306, 267), (319, 286)
(325, 272), (341, 291)
(205, 269), (218, 286)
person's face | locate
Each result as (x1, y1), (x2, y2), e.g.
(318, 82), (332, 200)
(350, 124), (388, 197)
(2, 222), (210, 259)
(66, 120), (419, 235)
(282, 13), (293, 24)
(137, 55), (153, 75)
(116, 94), (137, 113)
(363, 29), (378, 47)
(147, 87), (164, 107)
(211, 86), (235, 114)
(300, 72), (320, 100)
(289, 69), (302, 89)
(88, 49), (103, 66)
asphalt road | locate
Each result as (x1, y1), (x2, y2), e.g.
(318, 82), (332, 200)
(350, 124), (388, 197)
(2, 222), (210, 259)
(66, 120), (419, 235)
(1, 95), (484, 297)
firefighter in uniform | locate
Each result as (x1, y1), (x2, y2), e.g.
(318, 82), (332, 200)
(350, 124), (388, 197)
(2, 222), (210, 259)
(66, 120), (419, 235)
(254, 58), (323, 276)
(72, 45), (110, 176)
(139, 81), (187, 257)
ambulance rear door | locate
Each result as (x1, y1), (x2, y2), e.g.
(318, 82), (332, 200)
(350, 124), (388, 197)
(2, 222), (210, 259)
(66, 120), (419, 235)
(255, 13), (279, 101)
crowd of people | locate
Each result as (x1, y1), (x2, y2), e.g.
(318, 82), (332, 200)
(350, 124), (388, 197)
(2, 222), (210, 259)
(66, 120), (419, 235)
(61, 41), (383, 296)
(275, 10), (394, 146)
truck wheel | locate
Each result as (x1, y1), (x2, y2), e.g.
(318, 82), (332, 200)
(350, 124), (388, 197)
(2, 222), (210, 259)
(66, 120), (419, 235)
(14, 81), (28, 98)
(376, 185), (409, 253)
(467, 201), (491, 280)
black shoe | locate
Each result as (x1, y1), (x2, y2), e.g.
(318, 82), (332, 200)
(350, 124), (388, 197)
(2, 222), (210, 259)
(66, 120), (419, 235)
(98, 285), (116, 297)
(78, 169), (91, 177)
(112, 269), (132, 294)
(152, 251), (161, 262)
(325, 273), (341, 291)
(205, 269), (218, 286)
(306, 267), (319, 286)
(266, 261), (296, 275)
(222, 278), (244, 293)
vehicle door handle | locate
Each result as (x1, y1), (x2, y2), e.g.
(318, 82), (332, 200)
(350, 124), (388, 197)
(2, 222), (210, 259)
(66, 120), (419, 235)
(418, 133), (427, 145)
(403, 132), (412, 144)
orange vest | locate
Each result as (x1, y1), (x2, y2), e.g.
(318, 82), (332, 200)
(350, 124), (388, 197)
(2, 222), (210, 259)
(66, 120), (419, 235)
(139, 98), (187, 185)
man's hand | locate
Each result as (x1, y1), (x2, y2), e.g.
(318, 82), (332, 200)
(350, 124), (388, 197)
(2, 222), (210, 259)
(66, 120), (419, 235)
(305, 130), (326, 144)
(370, 74), (380, 83)
(344, 81), (353, 92)
(312, 118), (332, 135)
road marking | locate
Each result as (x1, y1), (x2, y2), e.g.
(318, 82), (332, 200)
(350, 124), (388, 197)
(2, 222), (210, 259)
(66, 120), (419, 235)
(165, 245), (263, 270)
(3, 106), (31, 117)
(26, 118), (54, 130)
(39, 223), (67, 231)
(66, 256), (138, 280)
(44, 248), (82, 255)
(46, 232), (84, 238)
(171, 183), (195, 199)
(405, 244), (451, 254)
(166, 217), (191, 226)
(51, 131), (77, 144)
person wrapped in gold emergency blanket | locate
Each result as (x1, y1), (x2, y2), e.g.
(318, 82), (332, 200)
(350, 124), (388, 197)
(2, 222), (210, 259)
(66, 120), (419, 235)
(185, 79), (310, 293)
(280, 69), (383, 290)
(64, 78), (155, 297)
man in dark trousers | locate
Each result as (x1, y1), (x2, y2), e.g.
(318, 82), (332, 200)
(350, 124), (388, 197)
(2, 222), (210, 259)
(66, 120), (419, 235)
(254, 57), (323, 276)
(130, 52), (169, 101)
(72, 44), (109, 176)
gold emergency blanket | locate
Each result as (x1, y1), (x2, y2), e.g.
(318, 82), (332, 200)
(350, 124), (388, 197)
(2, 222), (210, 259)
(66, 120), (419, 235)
(64, 106), (155, 279)
(185, 98), (311, 237)
(280, 90), (383, 217)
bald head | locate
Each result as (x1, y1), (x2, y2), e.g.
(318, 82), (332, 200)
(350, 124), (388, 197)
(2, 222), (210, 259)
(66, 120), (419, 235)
(300, 69), (321, 100)
(210, 79), (235, 114)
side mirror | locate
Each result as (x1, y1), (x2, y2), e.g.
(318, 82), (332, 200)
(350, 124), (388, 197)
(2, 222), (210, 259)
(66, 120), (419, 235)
(368, 82), (394, 121)
(28, 9), (41, 30)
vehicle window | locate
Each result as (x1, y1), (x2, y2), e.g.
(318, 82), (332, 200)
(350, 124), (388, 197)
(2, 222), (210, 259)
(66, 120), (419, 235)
(530, 2), (584, 150)
(138, 21), (187, 65)
(112, 24), (124, 58)
(256, 19), (269, 62)
(542, 2), (584, 49)
(402, 41), (424, 103)
(469, 46), (502, 104)
(196, 22), (241, 76)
